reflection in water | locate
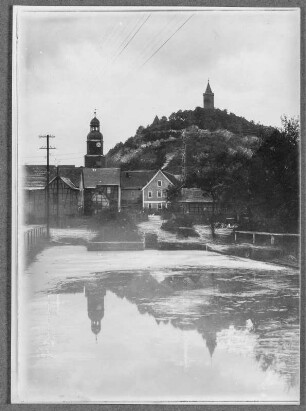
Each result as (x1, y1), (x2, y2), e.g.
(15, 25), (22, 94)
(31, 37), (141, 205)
(49, 267), (299, 393)
(85, 284), (106, 339)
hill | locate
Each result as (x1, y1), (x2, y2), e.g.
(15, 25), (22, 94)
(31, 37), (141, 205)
(106, 107), (274, 173)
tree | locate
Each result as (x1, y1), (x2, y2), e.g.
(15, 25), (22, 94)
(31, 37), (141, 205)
(166, 184), (182, 211)
(186, 131), (236, 237)
(248, 116), (299, 232)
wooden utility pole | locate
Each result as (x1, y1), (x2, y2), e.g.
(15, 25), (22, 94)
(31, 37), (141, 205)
(181, 130), (187, 184)
(39, 134), (56, 238)
(56, 165), (59, 227)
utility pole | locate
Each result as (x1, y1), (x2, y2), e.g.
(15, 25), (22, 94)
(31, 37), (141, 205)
(181, 130), (187, 185)
(56, 165), (59, 227)
(39, 134), (56, 238)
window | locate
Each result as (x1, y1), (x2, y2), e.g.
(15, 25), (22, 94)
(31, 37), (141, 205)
(157, 190), (162, 198)
(157, 180), (162, 187)
(148, 203), (152, 209)
(148, 191), (152, 198)
(158, 203), (162, 210)
(107, 187), (112, 194)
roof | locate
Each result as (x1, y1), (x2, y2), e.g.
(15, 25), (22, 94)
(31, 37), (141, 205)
(24, 165), (82, 190)
(49, 176), (79, 190)
(205, 81), (213, 94)
(57, 166), (82, 188)
(162, 171), (180, 186)
(120, 170), (156, 189)
(178, 188), (213, 203)
(82, 168), (121, 188)
(90, 116), (100, 127)
(24, 165), (56, 190)
(141, 169), (180, 191)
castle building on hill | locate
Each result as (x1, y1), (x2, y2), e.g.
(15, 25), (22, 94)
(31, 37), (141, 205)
(203, 80), (214, 109)
(84, 112), (106, 168)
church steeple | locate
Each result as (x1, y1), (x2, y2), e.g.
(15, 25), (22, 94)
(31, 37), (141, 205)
(84, 111), (106, 168)
(203, 80), (214, 109)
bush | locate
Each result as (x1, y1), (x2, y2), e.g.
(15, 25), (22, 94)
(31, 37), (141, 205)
(161, 214), (197, 237)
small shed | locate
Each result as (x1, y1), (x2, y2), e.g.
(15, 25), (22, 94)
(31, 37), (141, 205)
(178, 188), (213, 214)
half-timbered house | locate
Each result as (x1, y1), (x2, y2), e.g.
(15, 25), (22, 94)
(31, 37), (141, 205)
(79, 168), (121, 215)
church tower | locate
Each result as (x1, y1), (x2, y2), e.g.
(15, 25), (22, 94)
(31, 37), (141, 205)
(84, 111), (106, 168)
(203, 80), (214, 109)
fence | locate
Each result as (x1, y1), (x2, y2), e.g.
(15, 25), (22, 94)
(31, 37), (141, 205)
(24, 225), (47, 250)
(234, 230), (299, 246)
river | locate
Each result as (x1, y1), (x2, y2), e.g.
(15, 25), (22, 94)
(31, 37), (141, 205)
(14, 244), (300, 403)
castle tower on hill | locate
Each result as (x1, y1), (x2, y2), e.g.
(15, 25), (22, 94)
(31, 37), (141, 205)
(84, 111), (106, 168)
(203, 80), (214, 109)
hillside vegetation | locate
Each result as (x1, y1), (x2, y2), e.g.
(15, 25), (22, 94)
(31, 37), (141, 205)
(106, 107), (273, 173)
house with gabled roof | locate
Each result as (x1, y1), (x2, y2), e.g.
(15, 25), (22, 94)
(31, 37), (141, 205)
(47, 175), (80, 218)
(79, 168), (121, 215)
(141, 169), (180, 210)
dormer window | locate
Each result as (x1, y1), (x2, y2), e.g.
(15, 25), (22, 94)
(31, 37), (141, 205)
(157, 180), (162, 187)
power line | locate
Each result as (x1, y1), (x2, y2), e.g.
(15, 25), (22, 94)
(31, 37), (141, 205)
(99, 14), (145, 78)
(113, 14), (143, 58)
(114, 13), (151, 62)
(135, 14), (179, 63)
(140, 14), (194, 68)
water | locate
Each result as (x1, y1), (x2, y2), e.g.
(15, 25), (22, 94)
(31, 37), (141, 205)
(15, 245), (300, 403)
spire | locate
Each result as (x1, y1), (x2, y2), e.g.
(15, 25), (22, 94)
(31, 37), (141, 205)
(205, 80), (213, 94)
(203, 79), (214, 109)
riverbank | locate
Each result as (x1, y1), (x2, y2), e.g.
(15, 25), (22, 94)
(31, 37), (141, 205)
(23, 216), (299, 269)
(138, 216), (299, 269)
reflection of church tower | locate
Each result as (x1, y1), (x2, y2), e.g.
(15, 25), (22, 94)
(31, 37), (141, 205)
(84, 111), (106, 168)
(85, 284), (106, 339)
(203, 80), (214, 109)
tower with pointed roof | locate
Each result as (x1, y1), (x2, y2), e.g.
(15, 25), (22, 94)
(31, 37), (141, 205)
(203, 80), (214, 109)
(84, 111), (106, 168)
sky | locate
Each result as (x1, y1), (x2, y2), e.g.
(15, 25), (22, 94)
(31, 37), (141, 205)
(15, 7), (300, 166)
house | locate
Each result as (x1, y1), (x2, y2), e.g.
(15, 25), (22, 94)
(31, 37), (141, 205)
(142, 169), (180, 210)
(120, 170), (156, 209)
(178, 188), (213, 215)
(23, 165), (82, 223)
(48, 175), (80, 218)
(23, 165), (50, 222)
(79, 168), (121, 215)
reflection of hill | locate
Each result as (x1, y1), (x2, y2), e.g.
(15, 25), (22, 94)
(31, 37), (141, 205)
(48, 267), (299, 386)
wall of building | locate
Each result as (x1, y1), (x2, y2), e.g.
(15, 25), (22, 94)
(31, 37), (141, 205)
(84, 155), (106, 168)
(24, 190), (46, 222)
(204, 94), (214, 109)
(121, 188), (142, 207)
(84, 186), (119, 215)
(48, 179), (80, 217)
(143, 171), (172, 209)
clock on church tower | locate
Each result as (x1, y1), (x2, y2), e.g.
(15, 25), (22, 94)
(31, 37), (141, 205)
(84, 111), (106, 168)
